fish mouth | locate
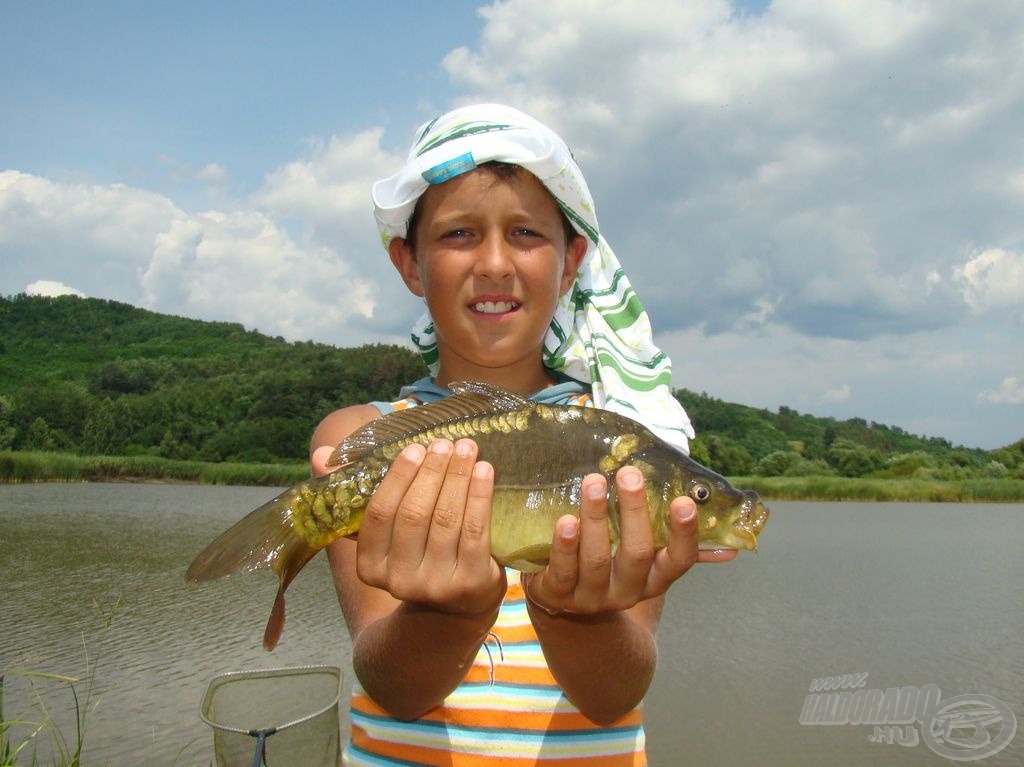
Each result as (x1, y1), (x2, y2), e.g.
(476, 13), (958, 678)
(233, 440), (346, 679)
(736, 493), (770, 550)
(699, 492), (769, 551)
(743, 492), (770, 536)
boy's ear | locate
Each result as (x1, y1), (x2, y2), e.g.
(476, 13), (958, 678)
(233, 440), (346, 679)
(559, 235), (588, 296)
(389, 237), (425, 297)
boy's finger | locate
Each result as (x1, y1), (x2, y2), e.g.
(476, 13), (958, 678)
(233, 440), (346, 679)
(646, 497), (699, 595)
(529, 513), (581, 608)
(382, 440), (453, 574)
(357, 442), (426, 577)
(575, 474), (612, 597)
(697, 548), (739, 564)
(611, 467), (656, 596)
(423, 439), (478, 563)
(310, 445), (334, 477)
(456, 459), (496, 566)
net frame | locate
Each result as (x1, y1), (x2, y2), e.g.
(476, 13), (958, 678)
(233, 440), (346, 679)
(200, 665), (342, 767)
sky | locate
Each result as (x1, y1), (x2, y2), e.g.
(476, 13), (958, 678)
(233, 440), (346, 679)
(2, 0), (1022, 450)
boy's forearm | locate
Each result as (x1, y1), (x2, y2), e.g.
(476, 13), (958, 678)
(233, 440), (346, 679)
(527, 604), (657, 725)
(352, 601), (501, 721)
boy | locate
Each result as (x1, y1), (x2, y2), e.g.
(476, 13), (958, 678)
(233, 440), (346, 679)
(310, 104), (735, 765)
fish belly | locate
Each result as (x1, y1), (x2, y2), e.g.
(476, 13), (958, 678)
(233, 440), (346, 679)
(489, 479), (586, 570)
(468, 412), (629, 571)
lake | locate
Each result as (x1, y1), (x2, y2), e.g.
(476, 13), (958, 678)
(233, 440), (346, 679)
(1, 483), (1021, 766)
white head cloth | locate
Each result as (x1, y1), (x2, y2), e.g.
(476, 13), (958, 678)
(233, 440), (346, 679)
(373, 103), (694, 452)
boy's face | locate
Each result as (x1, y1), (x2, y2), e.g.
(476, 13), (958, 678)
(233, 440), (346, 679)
(390, 167), (586, 382)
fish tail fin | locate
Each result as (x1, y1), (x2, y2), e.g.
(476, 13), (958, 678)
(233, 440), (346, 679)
(185, 488), (306, 583)
(186, 487), (320, 651)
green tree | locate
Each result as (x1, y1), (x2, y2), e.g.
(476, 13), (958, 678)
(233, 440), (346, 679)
(827, 438), (885, 477)
(688, 436), (712, 467)
(701, 434), (755, 476)
(881, 451), (937, 478)
(0, 394), (16, 449)
(24, 417), (56, 451)
(82, 398), (123, 455)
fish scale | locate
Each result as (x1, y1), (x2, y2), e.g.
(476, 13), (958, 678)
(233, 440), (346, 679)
(186, 381), (769, 650)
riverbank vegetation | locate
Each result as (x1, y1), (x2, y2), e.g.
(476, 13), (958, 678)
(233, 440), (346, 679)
(1, 599), (120, 767)
(2, 294), (1022, 500)
(0, 450), (308, 487)
(732, 475), (1024, 502)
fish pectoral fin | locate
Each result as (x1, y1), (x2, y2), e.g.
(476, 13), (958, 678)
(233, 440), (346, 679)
(261, 539), (319, 651)
(263, 587), (287, 651)
(498, 543), (552, 573)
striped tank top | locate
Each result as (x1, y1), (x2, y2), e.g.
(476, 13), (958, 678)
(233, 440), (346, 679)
(343, 377), (647, 766)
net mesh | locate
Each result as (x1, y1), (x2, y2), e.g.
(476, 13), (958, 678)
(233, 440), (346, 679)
(200, 665), (342, 767)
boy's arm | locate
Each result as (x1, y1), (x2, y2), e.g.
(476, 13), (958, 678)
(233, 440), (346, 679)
(521, 469), (735, 724)
(312, 410), (506, 721)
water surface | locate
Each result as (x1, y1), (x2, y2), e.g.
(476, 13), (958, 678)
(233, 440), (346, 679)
(1, 484), (1020, 765)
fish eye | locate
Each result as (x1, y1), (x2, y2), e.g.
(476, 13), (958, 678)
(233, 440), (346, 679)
(690, 483), (711, 503)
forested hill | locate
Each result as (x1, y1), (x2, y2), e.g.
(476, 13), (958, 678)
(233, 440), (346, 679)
(1, 294), (1021, 479)
(0, 294), (427, 463)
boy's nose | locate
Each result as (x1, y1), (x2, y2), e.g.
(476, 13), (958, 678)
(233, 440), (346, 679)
(474, 232), (514, 280)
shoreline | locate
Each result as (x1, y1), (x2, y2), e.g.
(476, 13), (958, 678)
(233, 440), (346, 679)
(2, 450), (1022, 502)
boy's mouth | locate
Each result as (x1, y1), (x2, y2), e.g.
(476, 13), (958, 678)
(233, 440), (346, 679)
(471, 300), (520, 315)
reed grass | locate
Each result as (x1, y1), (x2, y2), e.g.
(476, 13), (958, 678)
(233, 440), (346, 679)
(0, 451), (308, 487)
(1, 598), (210, 767)
(0, 599), (119, 767)
(732, 475), (1024, 502)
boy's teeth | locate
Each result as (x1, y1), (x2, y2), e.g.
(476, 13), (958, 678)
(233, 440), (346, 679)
(474, 301), (517, 314)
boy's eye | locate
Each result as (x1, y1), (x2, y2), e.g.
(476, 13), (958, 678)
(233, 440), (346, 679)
(442, 228), (472, 239)
(512, 227), (543, 238)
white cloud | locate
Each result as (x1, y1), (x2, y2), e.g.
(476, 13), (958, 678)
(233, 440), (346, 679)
(0, 167), (389, 345)
(140, 208), (376, 341)
(250, 129), (420, 338)
(979, 377), (1024, 406)
(156, 155), (229, 186)
(0, 170), (184, 301)
(658, 319), (1021, 448)
(955, 248), (1024, 312)
(440, 0), (1024, 346)
(196, 163), (228, 185)
(25, 280), (86, 298)
(253, 131), (390, 223)
(822, 384), (851, 405)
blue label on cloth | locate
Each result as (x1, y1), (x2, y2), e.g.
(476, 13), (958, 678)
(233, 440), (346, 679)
(422, 152), (476, 184)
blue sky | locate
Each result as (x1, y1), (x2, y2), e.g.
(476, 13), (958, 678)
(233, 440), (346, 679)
(2, 1), (1022, 450)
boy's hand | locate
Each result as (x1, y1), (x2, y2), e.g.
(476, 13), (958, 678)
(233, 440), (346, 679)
(350, 438), (506, 618)
(522, 467), (736, 615)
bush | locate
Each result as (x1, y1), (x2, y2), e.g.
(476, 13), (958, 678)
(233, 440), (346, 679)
(881, 451), (937, 478)
(755, 450), (834, 477)
(827, 439), (886, 477)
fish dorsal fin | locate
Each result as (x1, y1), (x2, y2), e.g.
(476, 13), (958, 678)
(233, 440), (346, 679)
(326, 381), (531, 467)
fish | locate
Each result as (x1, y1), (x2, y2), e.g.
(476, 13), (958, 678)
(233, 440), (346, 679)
(186, 381), (769, 650)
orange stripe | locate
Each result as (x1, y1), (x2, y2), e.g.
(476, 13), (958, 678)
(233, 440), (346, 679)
(483, 622), (539, 644)
(351, 726), (645, 767)
(353, 693), (643, 732)
(461, 663), (558, 686)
